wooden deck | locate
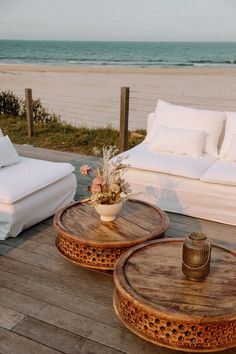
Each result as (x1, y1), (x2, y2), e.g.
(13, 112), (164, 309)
(0, 145), (235, 354)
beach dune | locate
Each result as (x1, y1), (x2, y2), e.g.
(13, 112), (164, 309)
(1, 65), (236, 130)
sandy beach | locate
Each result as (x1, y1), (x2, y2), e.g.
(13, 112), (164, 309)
(1, 64), (236, 130)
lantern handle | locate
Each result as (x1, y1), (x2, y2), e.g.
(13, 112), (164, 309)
(182, 242), (211, 270)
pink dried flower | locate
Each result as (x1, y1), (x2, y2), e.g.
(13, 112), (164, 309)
(80, 164), (91, 176)
(93, 175), (105, 185)
(91, 183), (102, 193)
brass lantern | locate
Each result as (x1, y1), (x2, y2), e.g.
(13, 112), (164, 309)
(182, 232), (211, 281)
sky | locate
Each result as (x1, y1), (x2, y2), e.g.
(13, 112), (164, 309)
(0, 0), (236, 42)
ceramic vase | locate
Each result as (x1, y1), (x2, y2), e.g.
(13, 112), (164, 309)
(95, 200), (123, 221)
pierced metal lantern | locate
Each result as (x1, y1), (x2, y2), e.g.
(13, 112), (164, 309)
(182, 232), (211, 281)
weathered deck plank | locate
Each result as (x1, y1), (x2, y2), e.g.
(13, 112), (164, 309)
(168, 214), (236, 249)
(15, 144), (84, 162)
(0, 269), (122, 330)
(14, 317), (124, 354)
(0, 255), (113, 307)
(0, 145), (233, 354)
(0, 326), (62, 354)
(0, 304), (25, 330)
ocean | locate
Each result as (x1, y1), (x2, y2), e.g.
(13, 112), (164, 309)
(1, 40), (236, 67)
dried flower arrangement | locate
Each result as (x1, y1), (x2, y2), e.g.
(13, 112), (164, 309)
(80, 146), (131, 206)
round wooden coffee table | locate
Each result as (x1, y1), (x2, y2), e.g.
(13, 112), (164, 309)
(113, 239), (236, 352)
(53, 199), (169, 270)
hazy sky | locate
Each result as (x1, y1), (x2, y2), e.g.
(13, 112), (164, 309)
(1, 0), (236, 41)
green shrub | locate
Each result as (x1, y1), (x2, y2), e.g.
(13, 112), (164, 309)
(0, 89), (59, 123)
(20, 98), (59, 124)
(0, 90), (22, 116)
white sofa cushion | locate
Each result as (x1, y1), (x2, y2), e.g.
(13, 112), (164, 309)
(220, 112), (236, 157)
(0, 157), (75, 203)
(201, 160), (236, 186)
(125, 143), (216, 179)
(149, 125), (206, 157)
(153, 100), (225, 156)
(0, 136), (21, 167)
(0, 129), (3, 137)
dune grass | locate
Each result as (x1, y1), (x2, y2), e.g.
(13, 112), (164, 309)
(0, 114), (145, 155)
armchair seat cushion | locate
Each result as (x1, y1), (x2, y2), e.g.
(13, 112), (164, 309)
(0, 157), (74, 204)
(0, 156), (76, 239)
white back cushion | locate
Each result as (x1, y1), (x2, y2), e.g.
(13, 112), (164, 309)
(0, 136), (20, 167)
(223, 134), (236, 161)
(0, 129), (3, 137)
(149, 125), (206, 157)
(154, 100), (225, 156)
(143, 113), (156, 143)
(220, 112), (236, 157)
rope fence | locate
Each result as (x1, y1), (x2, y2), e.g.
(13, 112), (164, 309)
(2, 84), (236, 151)
(128, 88), (236, 131)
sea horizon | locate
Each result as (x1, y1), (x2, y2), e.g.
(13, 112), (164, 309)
(2, 38), (236, 43)
(1, 39), (236, 68)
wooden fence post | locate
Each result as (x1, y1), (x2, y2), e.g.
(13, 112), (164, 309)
(119, 87), (130, 152)
(25, 88), (34, 137)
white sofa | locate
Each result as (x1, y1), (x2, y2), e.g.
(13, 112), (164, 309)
(124, 100), (236, 226)
(0, 133), (77, 240)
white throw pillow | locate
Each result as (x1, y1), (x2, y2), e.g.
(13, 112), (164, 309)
(149, 125), (206, 157)
(0, 129), (3, 137)
(153, 100), (225, 156)
(0, 135), (21, 167)
(219, 112), (236, 157)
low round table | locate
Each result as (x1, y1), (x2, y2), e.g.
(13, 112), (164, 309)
(113, 239), (236, 352)
(53, 199), (169, 270)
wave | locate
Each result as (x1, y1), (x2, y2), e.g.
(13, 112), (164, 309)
(65, 58), (236, 67)
(1, 57), (236, 68)
(190, 59), (236, 64)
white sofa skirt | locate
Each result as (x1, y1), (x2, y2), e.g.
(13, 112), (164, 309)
(126, 168), (236, 226)
(0, 173), (77, 240)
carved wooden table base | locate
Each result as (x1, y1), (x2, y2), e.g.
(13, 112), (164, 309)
(56, 233), (129, 269)
(54, 200), (169, 270)
(113, 239), (236, 352)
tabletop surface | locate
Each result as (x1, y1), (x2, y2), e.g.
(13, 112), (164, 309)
(54, 199), (169, 247)
(115, 239), (236, 321)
